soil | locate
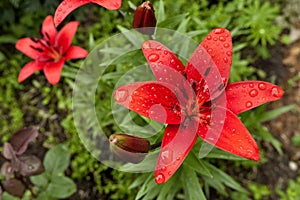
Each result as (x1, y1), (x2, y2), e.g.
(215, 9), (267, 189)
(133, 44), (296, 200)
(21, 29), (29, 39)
(248, 39), (300, 197)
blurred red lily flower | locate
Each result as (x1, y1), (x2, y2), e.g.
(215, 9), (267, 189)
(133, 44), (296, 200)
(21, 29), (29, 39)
(16, 15), (88, 85)
(54, 0), (122, 26)
(114, 28), (284, 184)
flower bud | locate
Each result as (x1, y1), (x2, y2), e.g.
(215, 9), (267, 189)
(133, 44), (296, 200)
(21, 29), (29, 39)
(109, 134), (150, 163)
(132, 1), (157, 35)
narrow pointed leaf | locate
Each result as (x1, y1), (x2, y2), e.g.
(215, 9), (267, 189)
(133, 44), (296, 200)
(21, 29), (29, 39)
(224, 81), (284, 114)
(155, 122), (198, 184)
(197, 106), (260, 161)
(114, 82), (184, 124)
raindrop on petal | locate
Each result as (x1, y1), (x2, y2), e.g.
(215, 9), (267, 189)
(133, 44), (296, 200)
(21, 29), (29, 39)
(271, 87), (280, 97)
(245, 101), (253, 108)
(226, 51), (232, 56)
(219, 36), (226, 41)
(115, 89), (128, 102)
(258, 83), (266, 90)
(223, 57), (228, 63)
(249, 83), (254, 88)
(213, 28), (225, 34)
(249, 89), (258, 97)
(207, 35), (212, 40)
(148, 53), (159, 62)
(161, 149), (173, 164)
(155, 173), (165, 184)
(224, 43), (230, 48)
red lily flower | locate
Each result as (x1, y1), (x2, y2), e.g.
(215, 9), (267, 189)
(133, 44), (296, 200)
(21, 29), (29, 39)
(54, 0), (122, 26)
(114, 28), (284, 184)
(16, 15), (88, 85)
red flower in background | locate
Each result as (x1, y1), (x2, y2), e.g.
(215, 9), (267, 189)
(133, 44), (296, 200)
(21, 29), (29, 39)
(114, 28), (284, 184)
(16, 15), (88, 85)
(54, 0), (122, 26)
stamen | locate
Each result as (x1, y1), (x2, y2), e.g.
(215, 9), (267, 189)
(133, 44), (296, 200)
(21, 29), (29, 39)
(30, 37), (39, 43)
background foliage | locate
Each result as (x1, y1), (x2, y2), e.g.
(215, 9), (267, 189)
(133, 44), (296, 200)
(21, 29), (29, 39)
(0, 0), (297, 199)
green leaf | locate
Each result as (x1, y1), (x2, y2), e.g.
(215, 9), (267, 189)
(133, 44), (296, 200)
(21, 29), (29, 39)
(47, 176), (76, 199)
(257, 105), (296, 123)
(204, 147), (248, 161)
(44, 144), (71, 175)
(155, 0), (166, 24)
(185, 151), (213, 177)
(157, 14), (188, 29)
(181, 165), (206, 200)
(157, 169), (181, 200)
(203, 161), (247, 193)
(30, 173), (49, 188)
(116, 25), (145, 49)
(2, 192), (20, 200)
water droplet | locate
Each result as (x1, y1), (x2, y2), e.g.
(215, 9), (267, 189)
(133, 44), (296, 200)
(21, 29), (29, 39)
(115, 89), (128, 102)
(223, 57), (228, 63)
(249, 83), (254, 88)
(258, 83), (266, 90)
(207, 48), (213, 54)
(224, 43), (230, 48)
(214, 28), (225, 34)
(155, 173), (165, 184)
(207, 35), (212, 40)
(213, 37), (218, 41)
(163, 50), (168, 55)
(245, 101), (253, 108)
(176, 156), (181, 161)
(249, 89), (258, 97)
(219, 36), (226, 41)
(161, 149), (173, 164)
(198, 49), (203, 54)
(226, 51), (232, 56)
(148, 53), (159, 62)
(271, 87), (280, 97)
(161, 166), (167, 171)
(170, 59), (175, 65)
(232, 128), (236, 132)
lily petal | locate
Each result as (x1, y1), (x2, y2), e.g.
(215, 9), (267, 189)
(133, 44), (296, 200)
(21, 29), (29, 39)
(91, 0), (122, 10)
(54, 0), (90, 27)
(55, 21), (79, 55)
(197, 106), (260, 161)
(223, 81), (284, 114)
(65, 46), (88, 60)
(18, 61), (45, 82)
(200, 28), (232, 85)
(155, 122), (198, 184)
(43, 59), (65, 85)
(114, 82), (185, 124)
(41, 16), (57, 45)
(16, 38), (46, 60)
(142, 40), (185, 82)
(185, 28), (231, 100)
(54, 0), (122, 27)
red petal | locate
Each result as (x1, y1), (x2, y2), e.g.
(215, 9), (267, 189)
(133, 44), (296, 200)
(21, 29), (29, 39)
(200, 28), (232, 85)
(65, 46), (88, 60)
(54, 0), (90, 27)
(186, 28), (232, 100)
(18, 61), (45, 82)
(91, 0), (122, 10)
(155, 122), (198, 184)
(54, 0), (121, 26)
(41, 16), (57, 45)
(142, 40), (185, 83)
(43, 59), (65, 85)
(55, 21), (79, 55)
(197, 106), (260, 161)
(16, 38), (46, 60)
(222, 81), (284, 114)
(114, 82), (185, 124)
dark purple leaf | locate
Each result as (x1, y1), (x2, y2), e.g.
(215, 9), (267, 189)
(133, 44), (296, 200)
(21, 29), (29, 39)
(2, 179), (25, 197)
(18, 155), (44, 176)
